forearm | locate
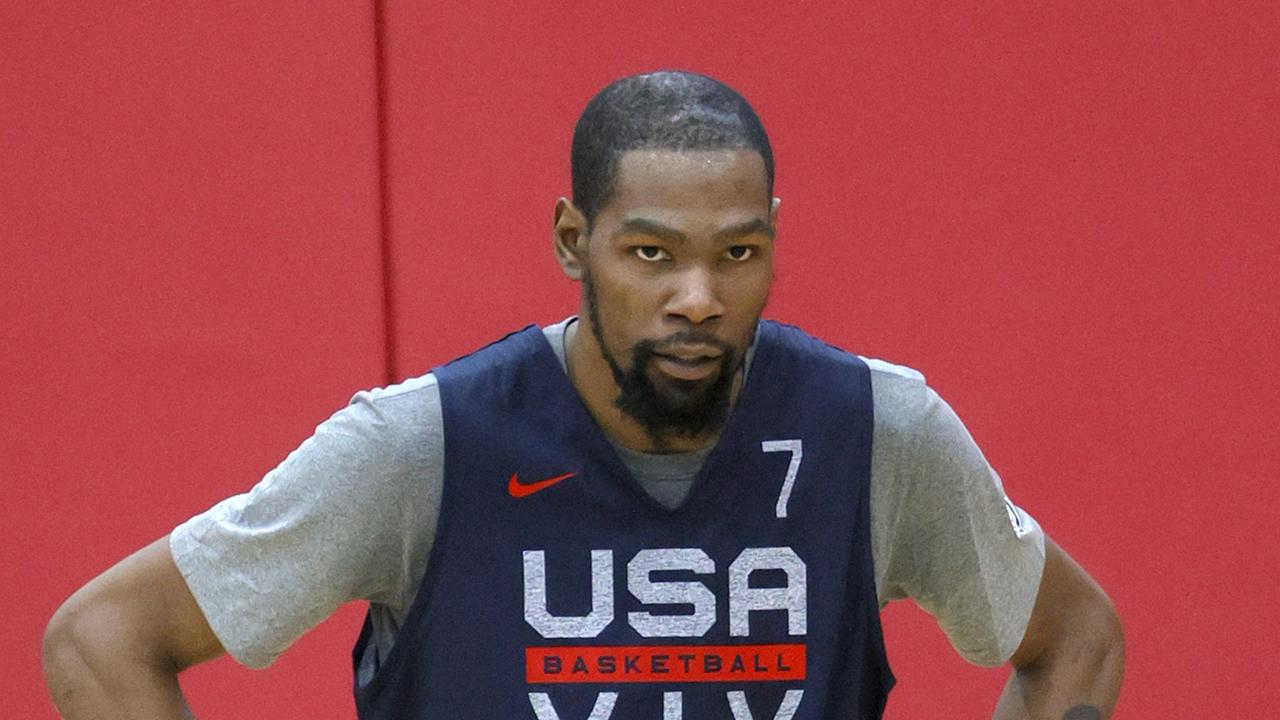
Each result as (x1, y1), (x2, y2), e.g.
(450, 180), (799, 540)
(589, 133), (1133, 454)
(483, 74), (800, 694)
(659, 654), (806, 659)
(992, 616), (1124, 720)
(43, 604), (196, 720)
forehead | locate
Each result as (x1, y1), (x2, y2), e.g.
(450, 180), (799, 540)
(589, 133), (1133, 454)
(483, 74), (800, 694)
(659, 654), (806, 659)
(606, 149), (770, 218)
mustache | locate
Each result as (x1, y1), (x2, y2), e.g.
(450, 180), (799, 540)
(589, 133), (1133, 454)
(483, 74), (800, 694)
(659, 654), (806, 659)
(642, 330), (733, 356)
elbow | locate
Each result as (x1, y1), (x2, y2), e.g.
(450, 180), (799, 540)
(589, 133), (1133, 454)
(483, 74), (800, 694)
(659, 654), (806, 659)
(1007, 538), (1125, 716)
(1015, 537), (1125, 679)
(1094, 593), (1125, 676)
(42, 589), (171, 703)
(1064, 592), (1125, 709)
(42, 595), (88, 706)
(1012, 580), (1125, 682)
(1071, 579), (1124, 673)
(1032, 589), (1125, 684)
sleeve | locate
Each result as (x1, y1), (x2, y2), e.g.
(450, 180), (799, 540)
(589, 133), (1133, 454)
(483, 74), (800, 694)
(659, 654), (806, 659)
(868, 361), (1046, 667)
(168, 375), (444, 669)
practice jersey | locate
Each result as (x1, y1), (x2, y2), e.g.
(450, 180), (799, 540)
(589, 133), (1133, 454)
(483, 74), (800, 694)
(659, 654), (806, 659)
(351, 321), (895, 719)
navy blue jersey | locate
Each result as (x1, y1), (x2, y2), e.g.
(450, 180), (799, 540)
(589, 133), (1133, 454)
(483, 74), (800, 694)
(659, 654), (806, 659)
(353, 321), (893, 719)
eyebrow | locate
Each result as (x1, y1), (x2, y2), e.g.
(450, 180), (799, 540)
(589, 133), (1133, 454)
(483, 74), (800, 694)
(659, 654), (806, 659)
(612, 217), (775, 243)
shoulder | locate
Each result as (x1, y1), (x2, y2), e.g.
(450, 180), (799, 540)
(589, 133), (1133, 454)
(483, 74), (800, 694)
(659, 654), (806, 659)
(762, 320), (866, 370)
(860, 356), (985, 478)
(167, 373), (448, 668)
(763, 323), (927, 391)
(334, 372), (443, 454)
(861, 357), (938, 440)
(350, 372), (441, 416)
(433, 325), (545, 381)
(757, 324), (941, 429)
(759, 323), (936, 433)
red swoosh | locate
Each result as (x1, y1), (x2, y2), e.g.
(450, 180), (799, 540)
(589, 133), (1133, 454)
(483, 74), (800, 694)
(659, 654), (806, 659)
(508, 471), (577, 498)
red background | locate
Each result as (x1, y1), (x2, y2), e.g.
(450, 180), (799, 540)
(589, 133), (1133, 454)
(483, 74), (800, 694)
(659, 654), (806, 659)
(3, 2), (1277, 717)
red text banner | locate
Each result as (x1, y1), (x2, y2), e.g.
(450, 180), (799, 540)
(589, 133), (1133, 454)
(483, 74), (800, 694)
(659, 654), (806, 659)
(526, 644), (806, 684)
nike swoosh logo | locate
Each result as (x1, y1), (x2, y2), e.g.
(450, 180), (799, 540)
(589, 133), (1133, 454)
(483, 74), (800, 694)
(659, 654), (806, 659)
(508, 471), (577, 498)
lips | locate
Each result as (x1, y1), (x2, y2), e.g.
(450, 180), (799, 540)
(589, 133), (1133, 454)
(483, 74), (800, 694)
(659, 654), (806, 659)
(654, 344), (723, 362)
(651, 347), (723, 381)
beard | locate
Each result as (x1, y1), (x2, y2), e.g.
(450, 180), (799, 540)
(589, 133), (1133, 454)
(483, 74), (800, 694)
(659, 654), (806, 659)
(584, 275), (743, 445)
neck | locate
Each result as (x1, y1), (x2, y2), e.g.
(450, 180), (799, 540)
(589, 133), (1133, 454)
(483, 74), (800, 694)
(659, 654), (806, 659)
(565, 316), (740, 454)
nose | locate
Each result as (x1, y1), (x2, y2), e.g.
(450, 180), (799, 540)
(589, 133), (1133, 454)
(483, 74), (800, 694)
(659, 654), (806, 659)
(665, 266), (724, 326)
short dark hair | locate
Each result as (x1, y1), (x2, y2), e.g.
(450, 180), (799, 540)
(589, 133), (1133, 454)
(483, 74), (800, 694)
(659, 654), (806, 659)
(571, 71), (774, 230)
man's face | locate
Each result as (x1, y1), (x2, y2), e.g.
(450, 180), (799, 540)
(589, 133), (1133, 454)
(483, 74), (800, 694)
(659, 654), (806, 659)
(579, 149), (776, 442)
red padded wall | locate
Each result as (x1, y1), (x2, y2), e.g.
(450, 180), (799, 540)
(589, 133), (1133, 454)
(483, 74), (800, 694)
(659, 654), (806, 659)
(1, 3), (385, 717)
(5, 2), (1278, 718)
(380, 2), (1280, 718)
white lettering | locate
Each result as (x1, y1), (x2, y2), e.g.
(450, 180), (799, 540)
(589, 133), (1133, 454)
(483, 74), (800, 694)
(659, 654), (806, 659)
(523, 547), (809, 639)
(761, 439), (803, 518)
(728, 548), (807, 636)
(523, 550), (614, 638)
(727, 689), (804, 720)
(663, 691), (682, 720)
(528, 692), (617, 720)
(627, 549), (716, 638)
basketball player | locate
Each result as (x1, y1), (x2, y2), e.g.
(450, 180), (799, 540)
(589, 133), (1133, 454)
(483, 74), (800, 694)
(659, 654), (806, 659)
(43, 71), (1123, 719)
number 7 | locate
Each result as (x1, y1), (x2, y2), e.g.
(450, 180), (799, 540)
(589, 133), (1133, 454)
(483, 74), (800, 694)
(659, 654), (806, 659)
(761, 439), (803, 518)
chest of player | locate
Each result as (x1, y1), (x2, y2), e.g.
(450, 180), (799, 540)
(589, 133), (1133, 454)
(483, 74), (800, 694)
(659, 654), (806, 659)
(352, 323), (892, 720)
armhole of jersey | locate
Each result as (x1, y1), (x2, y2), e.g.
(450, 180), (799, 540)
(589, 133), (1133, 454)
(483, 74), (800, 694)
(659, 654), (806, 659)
(353, 377), (454, 707)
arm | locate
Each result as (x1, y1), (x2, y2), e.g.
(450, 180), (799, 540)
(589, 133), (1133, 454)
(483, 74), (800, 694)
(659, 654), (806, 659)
(42, 535), (225, 719)
(866, 368), (1121, 714)
(41, 379), (445, 717)
(994, 536), (1124, 720)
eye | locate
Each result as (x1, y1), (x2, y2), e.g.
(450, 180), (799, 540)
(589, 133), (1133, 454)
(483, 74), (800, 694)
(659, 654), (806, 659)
(725, 245), (754, 261)
(634, 246), (670, 262)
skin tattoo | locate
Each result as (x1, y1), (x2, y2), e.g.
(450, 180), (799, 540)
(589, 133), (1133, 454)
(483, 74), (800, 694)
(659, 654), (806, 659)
(1062, 705), (1102, 720)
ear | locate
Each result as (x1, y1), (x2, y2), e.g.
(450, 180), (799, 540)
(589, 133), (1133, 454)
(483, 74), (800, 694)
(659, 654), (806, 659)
(769, 196), (781, 230)
(553, 197), (588, 281)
